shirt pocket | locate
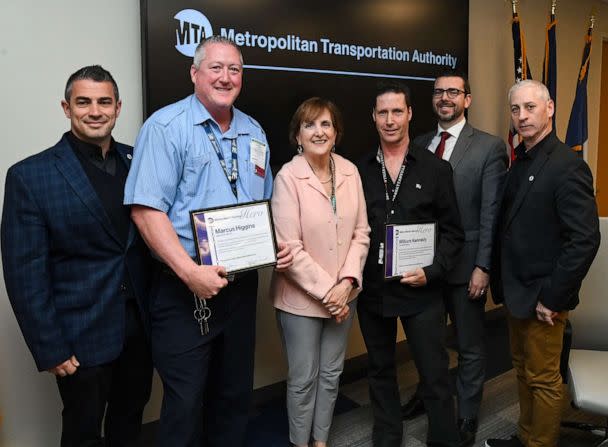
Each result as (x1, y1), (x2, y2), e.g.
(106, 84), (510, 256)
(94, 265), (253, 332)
(239, 159), (265, 201)
(249, 165), (266, 200)
(182, 152), (215, 198)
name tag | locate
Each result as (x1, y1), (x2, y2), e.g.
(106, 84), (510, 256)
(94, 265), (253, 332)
(250, 139), (267, 178)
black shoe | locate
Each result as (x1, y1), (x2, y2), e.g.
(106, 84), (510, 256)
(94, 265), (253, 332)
(458, 418), (478, 446)
(400, 395), (425, 420)
(484, 436), (524, 447)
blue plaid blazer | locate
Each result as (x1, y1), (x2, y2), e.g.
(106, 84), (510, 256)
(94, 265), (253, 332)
(1, 134), (151, 371)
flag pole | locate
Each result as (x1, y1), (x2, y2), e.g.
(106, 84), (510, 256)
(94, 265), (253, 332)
(543, 0), (558, 125)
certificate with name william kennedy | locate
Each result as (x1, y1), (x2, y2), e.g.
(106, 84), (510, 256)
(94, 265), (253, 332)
(190, 200), (278, 274)
(384, 222), (436, 279)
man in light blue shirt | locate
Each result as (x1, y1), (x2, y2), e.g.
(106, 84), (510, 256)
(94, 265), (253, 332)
(124, 36), (292, 447)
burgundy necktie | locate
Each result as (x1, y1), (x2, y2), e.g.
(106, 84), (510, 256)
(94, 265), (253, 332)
(435, 131), (451, 160)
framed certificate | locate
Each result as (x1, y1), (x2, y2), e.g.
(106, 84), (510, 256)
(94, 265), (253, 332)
(190, 200), (278, 274)
(384, 221), (436, 279)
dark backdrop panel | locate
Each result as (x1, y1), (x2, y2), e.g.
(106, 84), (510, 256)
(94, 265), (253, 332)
(141, 0), (468, 169)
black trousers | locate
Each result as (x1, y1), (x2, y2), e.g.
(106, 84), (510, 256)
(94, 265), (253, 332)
(358, 298), (460, 447)
(56, 301), (153, 447)
(150, 268), (258, 447)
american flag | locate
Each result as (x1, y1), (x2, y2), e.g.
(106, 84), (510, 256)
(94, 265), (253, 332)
(509, 3), (532, 162)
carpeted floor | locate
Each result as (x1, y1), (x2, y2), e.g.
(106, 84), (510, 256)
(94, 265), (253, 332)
(140, 311), (607, 446)
(329, 368), (606, 447)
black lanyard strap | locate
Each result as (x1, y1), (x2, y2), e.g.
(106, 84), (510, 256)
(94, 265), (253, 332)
(202, 121), (238, 198)
(377, 147), (407, 217)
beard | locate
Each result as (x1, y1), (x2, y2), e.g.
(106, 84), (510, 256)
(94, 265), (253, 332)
(434, 101), (462, 123)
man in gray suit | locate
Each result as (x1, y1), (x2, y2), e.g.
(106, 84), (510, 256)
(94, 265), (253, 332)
(402, 70), (508, 444)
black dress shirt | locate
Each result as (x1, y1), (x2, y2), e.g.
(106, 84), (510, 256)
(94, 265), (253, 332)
(66, 132), (136, 301)
(502, 138), (542, 221)
(357, 143), (464, 317)
(67, 131), (117, 175)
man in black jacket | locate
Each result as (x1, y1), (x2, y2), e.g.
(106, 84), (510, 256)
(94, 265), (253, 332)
(357, 81), (464, 447)
(486, 80), (600, 447)
(2, 65), (153, 446)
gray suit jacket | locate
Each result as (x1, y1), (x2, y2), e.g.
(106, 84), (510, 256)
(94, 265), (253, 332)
(414, 122), (508, 284)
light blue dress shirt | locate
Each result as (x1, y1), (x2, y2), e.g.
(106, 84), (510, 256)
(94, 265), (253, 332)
(124, 94), (273, 257)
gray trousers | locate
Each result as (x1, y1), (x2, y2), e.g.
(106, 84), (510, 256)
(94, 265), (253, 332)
(444, 283), (487, 419)
(276, 302), (356, 445)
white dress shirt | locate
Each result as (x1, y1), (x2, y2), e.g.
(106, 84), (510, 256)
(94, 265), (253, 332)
(427, 118), (467, 161)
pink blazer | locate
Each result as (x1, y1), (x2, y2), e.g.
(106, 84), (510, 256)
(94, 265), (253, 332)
(270, 154), (370, 318)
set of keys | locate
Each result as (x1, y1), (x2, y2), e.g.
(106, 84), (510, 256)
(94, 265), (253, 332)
(192, 274), (236, 335)
(193, 294), (212, 335)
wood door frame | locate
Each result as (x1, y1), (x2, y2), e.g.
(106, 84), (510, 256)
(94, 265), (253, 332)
(595, 39), (608, 216)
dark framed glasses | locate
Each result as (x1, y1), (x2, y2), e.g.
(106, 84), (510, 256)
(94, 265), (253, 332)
(432, 88), (467, 99)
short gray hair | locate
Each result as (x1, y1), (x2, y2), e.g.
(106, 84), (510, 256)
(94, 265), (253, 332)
(192, 36), (243, 68)
(508, 79), (550, 103)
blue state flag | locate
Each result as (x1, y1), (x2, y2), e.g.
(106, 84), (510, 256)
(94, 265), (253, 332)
(565, 26), (592, 157)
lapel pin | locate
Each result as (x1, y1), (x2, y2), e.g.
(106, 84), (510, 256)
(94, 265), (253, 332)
(127, 154), (133, 160)
(528, 175), (534, 182)
(416, 183), (422, 189)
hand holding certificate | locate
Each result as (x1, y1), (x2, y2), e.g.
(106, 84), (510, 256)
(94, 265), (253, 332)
(190, 201), (278, 274)
(384, 222), (436, 280)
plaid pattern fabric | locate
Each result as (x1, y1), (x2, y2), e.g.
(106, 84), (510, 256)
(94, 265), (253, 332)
(1, 135), (147, 371)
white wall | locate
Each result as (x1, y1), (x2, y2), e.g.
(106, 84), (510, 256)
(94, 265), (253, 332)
(0, 1), (146, 445)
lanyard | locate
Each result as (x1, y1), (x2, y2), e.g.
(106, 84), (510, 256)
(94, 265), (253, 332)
(329, 156), (337, 214)
(202, 121), (238, 198)
(377, 147), (407, 218)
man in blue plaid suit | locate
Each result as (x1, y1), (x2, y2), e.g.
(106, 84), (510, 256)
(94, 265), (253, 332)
(1, 65), (154, 447)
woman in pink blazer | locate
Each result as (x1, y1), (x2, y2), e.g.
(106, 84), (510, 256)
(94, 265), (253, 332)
(271, 97), (370, 447)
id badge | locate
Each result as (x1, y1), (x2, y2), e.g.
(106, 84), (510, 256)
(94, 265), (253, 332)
(250, 139), (267, 178)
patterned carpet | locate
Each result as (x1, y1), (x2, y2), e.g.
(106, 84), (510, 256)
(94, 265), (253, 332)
(141, 311), (607, 446)
(330, 368), (606, 447)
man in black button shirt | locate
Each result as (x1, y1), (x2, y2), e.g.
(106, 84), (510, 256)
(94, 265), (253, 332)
(1, 65), (153, 446)
(357, 81), (465, 447)
(486, 80), (600, 447)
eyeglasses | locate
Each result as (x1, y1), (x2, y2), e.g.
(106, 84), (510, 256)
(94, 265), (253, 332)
(432, 88), (467, 99)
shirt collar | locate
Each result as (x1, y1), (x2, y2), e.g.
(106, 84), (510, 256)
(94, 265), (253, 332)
(515, 132), (552, 161)
(436, 118), (466, 140)
(190, 94), (243, 139)
(375, 143), (418, 164)
(66, 131), (116, 161)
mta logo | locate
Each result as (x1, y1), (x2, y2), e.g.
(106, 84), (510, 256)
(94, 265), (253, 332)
(175, 9), (213, 57)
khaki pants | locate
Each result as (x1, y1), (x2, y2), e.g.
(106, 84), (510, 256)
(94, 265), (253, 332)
(507, 310), (568, 447)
